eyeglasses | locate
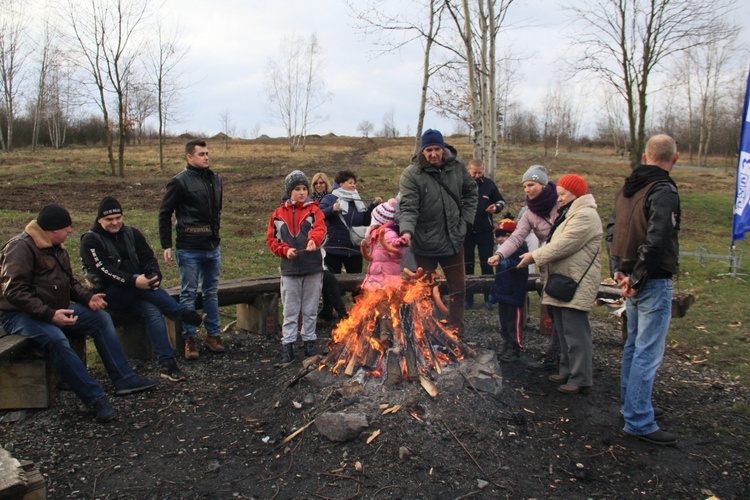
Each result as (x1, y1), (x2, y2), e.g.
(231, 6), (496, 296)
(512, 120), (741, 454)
(314, 181), (327, 185)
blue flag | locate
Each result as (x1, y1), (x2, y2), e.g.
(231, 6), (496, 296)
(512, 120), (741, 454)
(732, 68), (750, 244)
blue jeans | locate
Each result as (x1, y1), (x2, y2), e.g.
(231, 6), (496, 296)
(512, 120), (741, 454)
(106, 286), (184, 365)
(176, 247), (221, 337)
(621, 279), (673, 435)
(0, 303), (137, 407)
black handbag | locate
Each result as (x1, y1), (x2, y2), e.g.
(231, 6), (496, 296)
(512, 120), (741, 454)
(544, 247), (600, 302)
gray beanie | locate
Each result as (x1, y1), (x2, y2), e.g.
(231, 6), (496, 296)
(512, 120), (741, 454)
(285, 170), (309, 199)
(522, 165), (548, 185)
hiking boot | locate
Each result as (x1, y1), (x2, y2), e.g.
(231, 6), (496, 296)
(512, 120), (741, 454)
(527, 357), (558, 372)
(184, 336), (199, 360)
(160, 360), (187, 382)
(627, 429), (678, 446)
(114, 375), (159, 396)
(205, 336), (226, 353)
(558, 383), (588, 394)
(279, 343), (294, 364)
(303, 341), (318, 357)
(548, 374), (568, 383)
(181, 309), (205, 327)
(92, 397), (117, 423)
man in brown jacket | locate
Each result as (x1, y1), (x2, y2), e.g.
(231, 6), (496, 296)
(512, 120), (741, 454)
(0, 204), (158, 423)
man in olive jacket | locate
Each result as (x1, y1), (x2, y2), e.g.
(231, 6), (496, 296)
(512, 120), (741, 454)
(399, 129), (478, 336)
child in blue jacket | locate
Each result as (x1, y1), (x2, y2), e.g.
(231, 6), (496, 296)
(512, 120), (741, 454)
(489, 219), (529, 362)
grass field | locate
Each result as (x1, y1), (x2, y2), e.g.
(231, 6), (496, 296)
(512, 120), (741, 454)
(1, 136), (748, 382)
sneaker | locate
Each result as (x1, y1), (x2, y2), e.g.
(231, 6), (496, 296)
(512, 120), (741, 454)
(92, 397), (117, 423)
(205, 336), (226, 353)
(279, 343), (294, 364)
(527, 357), (558, 372)
(114, 375), (159, 396)
(184, 336), (199, 360)
(627, 429), (678, 446)
(181, 309), (205, 327)
(160, 360), (187, 382)
(499, 351), (520, 363)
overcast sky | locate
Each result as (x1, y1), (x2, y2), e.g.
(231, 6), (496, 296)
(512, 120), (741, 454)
(163, 0), (750, 139)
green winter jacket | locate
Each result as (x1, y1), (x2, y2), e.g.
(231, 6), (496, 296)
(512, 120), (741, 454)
(399, 145), (478, 257)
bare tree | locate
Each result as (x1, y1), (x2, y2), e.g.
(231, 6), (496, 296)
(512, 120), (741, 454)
(127, 74), (155, 144)
(265, 33), (330, 152)
(356, 119), (374, 138)
(348, 0), (445, 155)
(0, 0), (29, 152)
(145, 21), (187, 171)
(379, 107), (399, 138)
(31, 18), (53, 152)
(541, 81), (580, 157)
(568, 0), (738, 169)
(68, 0), (151, 176)
(218, 109), (235, 150)
(439, 0), (516, 177)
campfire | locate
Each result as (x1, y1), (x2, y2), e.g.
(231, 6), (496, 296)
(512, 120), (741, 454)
(318, 269), (477, 396)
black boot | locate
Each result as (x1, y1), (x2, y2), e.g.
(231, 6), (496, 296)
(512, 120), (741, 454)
(279, 343), (294, 364)
(303, 341), (318, 357)
(499, 344), (520, 363)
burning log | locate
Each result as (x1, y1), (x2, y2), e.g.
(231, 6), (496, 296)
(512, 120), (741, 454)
(321, 271), (475, 390)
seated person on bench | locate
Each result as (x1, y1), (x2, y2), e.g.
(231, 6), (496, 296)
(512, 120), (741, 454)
(0, 204), (158, 423)
(80, 197), (203, 383)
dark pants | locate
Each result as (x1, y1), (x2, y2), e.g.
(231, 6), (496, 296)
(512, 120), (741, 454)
(498, 302), (524, 350)
(415, 249), (466, 336)
(322, 254), (362, 318)
(464, 231), (495, 306)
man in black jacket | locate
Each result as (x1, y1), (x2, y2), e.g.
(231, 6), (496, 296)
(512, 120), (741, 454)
(159, 140), (224, 359)
(81, 197), (204, 382)
(607, 134), (681, 446)
(463, 158), (505, 308)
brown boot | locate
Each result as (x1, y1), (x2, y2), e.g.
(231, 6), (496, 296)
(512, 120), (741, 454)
(205, 336), (226, 353)
(184, 336), (199, 360)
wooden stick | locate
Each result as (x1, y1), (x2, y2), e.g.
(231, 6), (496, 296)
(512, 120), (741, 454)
(279, 420), (315, 446)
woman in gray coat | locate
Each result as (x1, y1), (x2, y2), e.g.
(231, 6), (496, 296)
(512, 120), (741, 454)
(518, 174), (602, 393)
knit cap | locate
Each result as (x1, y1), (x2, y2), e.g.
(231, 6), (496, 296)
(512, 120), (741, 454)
(285, 170), (310, 199)
(97, 196), (123, 219)
(37, 204), (72, 231)
(522, 165), (548, 185)
(557, 174), (588, 198)
(420, 129), (445, 152)
(371, 198), (398, 226)
(494, 219), (517, 237)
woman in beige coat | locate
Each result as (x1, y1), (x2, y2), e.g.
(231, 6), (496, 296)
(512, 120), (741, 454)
(518, 174), (602, 393)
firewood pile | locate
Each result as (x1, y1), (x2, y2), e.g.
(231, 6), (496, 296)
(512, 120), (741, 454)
(318, 269), (477, 397)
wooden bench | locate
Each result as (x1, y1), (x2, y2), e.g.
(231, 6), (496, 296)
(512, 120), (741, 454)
(0, 326), (54, 410)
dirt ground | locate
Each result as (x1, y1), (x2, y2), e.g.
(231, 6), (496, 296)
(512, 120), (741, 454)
(1, 304), (748, 500)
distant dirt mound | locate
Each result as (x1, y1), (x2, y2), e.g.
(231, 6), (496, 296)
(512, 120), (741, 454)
(211, 132), (231, 140)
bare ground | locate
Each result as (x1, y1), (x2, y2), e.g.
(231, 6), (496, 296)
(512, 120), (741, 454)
(1, 305), (749, 499)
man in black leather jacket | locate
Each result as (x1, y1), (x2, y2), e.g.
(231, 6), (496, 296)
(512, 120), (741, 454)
(159, 140), (224, 359)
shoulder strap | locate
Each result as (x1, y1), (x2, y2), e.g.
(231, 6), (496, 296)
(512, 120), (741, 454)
(427, 171), (462, 216)
(576, 246), (600, 286)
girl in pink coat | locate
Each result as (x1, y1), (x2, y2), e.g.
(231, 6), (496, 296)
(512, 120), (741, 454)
(362, 199), (407, 290)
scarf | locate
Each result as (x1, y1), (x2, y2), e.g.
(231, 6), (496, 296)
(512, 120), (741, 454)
(546, 201), (571, 242)
(332, 187), (367, 214)
(526, 181), (558, 217)
(622, 165), (675, 198)
(312, 189), (328, 202)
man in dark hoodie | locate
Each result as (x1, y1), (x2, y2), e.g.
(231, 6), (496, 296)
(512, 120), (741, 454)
(398, 129), (478, 336)
(81, 197), (203, 382)
(607, 134), (681, 446)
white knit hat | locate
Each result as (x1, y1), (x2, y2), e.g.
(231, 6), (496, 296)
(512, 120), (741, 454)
(371, 198), (397, 226)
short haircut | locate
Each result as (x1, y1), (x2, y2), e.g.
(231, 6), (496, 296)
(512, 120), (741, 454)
(186, 140), (207, 156)
(469, 158), (484, 168)
(334, 170), (357, 185)
(644, 135), (677, 164)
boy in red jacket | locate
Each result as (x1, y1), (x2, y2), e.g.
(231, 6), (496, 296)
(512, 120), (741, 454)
(266, 171), (327, 363)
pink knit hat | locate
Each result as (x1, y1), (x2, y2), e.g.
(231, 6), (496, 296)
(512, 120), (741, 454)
(371, 198), (397, 226)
